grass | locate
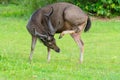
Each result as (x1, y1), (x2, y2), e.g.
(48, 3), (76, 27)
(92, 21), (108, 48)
(0, 4), (29, 17)
(0, 16), (120, 80)
(0, 5), (120, 80)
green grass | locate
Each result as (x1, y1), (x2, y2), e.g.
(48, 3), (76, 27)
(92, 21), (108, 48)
(0, 12), (120, 80)
(0, 16), (120, 80)
(0, 4), (29, 17)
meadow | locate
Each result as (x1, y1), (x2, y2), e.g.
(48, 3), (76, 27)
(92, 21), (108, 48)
(0, 4), (120, 80)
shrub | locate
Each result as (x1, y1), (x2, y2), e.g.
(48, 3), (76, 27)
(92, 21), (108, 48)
(23, 0), (120, 17)
(75, 0), (120, 17)
(0, 0), (120, 17)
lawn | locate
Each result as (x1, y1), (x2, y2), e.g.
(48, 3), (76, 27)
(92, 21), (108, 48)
(0, 10), (120, 80)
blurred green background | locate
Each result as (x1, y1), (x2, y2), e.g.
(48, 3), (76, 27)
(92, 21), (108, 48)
(0, 0), (120, 18)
